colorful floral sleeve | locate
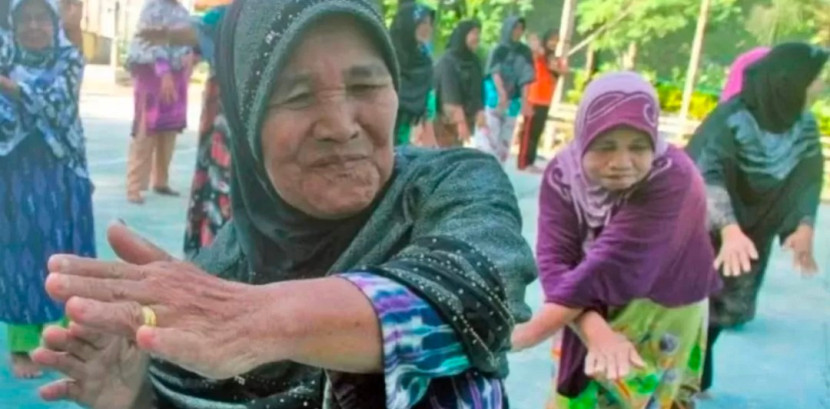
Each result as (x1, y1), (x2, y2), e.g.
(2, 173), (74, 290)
(339, 272), (472, 408)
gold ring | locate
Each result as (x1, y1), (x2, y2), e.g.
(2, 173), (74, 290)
(141, 306), (157, 327)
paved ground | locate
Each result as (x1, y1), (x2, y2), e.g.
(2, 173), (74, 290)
(1, 84), (829, 408)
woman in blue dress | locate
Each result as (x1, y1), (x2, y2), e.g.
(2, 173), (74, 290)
(0, 0), (95, 378)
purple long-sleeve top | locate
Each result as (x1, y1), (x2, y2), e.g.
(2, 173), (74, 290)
(538, 146), (721, 396)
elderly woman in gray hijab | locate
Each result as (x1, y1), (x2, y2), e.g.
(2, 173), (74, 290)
(31, 0), (536, 408)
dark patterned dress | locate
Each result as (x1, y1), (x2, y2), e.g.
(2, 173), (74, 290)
(183, 77), (231, 256)
(183, 7), (231, 256)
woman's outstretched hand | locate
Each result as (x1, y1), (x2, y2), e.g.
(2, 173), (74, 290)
(32, 323), (150, 409)
(43, 223), (278, 380)
(783, 224), (819, 276)
(716, 224), (759, 277)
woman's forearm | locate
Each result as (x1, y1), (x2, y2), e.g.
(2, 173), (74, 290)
(524, 303), (583, 343)
(251, 277), (383, 374)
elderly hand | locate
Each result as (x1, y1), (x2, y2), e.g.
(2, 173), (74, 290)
(32, 323), (149, 409)
(44, 223), (277, 380)
(783, 224), (819, 276)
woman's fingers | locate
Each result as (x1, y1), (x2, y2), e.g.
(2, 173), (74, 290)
(40, 326), (98, 361)
(46, 273), (154, 304)
(107, 222), (174, 265)
(48, 255), (148, 280)
(65, 298), (146, 338)
(738, 248), (752, 274)
(30, 348), (87, 380)
(584, 352), (602, 378)
(629, 347), (646, 368)
(614, 350), (630, 379)
(39, 379), (82, 402)
(605, 353), (619, 380)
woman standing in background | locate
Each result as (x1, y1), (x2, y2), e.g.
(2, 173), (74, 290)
(125, 0), (193, 204)
(433, 19), (485, 148)
(475, 16), (535, 163)
(686, 42), (827, 394)
(518, 29), (567, 172)
(0, 0), (94, 379)
(390, 1), (437, 147)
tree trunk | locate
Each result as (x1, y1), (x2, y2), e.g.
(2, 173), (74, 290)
(680, 0), (712, 125)
(621, 41), (637, 70)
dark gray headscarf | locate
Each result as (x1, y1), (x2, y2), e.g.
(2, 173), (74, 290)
(217, 0), (400, 279)
(486, 15), (535, 99)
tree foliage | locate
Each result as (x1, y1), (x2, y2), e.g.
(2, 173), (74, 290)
(576, 0), (739, 60)
(746, 0), (830, 46)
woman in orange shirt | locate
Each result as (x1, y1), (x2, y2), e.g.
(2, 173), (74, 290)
(518, 29), (567, 172)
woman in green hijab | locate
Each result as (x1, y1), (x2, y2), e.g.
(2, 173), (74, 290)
(32, 0), (536, 408)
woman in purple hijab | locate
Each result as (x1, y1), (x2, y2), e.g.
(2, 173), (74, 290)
(511, 72), (721, 408)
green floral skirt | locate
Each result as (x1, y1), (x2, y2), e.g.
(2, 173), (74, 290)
(550, 299), (708, 409)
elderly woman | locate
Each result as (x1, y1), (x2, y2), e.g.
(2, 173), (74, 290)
(687, 42), (827, 394)
(511, 72), (721, 408)
(0, 0), (94, 379)
(32, 0), (535, 408)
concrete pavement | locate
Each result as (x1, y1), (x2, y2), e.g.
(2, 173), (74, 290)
(1, 89), (828, 409)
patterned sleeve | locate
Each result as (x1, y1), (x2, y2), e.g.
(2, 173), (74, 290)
(705, 184), (737, 231)
(339, 272), (471, 409)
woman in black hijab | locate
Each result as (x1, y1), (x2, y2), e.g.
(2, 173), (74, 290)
(390, 1), (437, 146)
(686, 42), (828, 394)
(33, 0), (536, 408)
(433, 19), (484, 147)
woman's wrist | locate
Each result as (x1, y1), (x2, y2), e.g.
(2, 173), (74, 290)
(720, 223), (742, 239)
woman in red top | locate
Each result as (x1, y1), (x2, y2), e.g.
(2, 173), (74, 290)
(518, 29), (567, 172)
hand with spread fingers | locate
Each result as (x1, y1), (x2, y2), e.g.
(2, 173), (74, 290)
(32, 323), (150, 409)
(41, 223), (279, 381)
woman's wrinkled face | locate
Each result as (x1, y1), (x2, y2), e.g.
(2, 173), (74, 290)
(415, 17), (433, 44)
(14, 0), (54, 51)
(511, 23), (525, 42)
(582, 127), (655, 191)
(465, 27), (480, 52)
(260, 17), (398, 220)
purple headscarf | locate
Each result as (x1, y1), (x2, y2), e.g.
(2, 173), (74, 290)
(554, 71), (667, 232)
(720, 47), (770, 102)
(537, 71), (721, 397)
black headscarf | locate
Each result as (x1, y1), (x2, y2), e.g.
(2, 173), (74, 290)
(434, 19), (483, 120)
(390, 1), (434, 123)
(741, 42), (828, 133)
(216, 0), (400, 280)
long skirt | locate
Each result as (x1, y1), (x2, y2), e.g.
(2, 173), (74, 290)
(183, 78), (232, 257)
(473, 109), (517, 163)
(131, 63), (189, 136)
(517, 104), (550, 169)
(552, 299), (707, 409)
(0, 136), (96, 326)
